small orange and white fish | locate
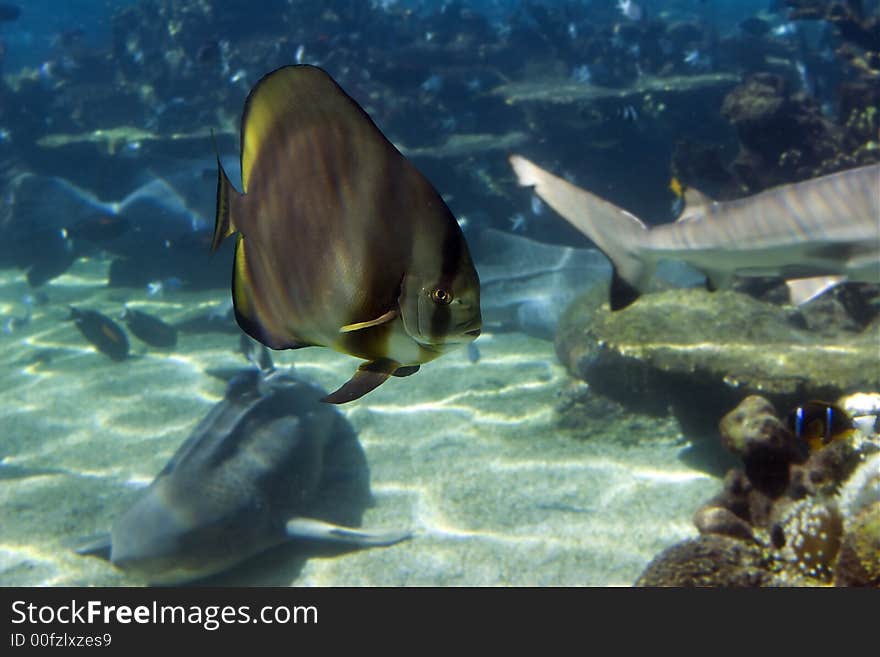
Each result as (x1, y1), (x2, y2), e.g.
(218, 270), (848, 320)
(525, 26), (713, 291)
(213, 65), (481, 403)
(786, 400), (856, 452)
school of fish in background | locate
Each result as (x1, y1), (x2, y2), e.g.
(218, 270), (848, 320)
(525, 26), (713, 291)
(0, 0), (878, 584)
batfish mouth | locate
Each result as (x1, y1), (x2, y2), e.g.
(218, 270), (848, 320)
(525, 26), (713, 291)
(465, 328), (481, 337)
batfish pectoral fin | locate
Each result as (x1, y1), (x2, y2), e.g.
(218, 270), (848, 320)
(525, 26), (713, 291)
(392, 365), (420, 377)
(321, 357), (400, 404)
(339, 309), (398, 333)
(285, 517), (412, 547)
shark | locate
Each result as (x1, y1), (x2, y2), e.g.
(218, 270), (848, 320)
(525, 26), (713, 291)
(76, 359), (410, 584)
(472, 228), (702, 339)
(510, 155), (880, 310)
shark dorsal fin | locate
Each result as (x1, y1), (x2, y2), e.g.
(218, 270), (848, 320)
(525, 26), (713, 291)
(677, 186), (715, 222)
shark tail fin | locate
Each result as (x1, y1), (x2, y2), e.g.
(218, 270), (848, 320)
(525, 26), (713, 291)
(510, 155), (651, 310)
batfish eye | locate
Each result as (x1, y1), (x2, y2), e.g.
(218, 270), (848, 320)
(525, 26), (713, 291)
(430, 288), (453, 305)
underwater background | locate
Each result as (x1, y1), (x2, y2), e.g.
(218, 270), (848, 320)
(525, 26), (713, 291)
(0, 0), (878, 586)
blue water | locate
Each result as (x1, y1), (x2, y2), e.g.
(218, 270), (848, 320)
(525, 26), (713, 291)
(1, 0), (877, 587)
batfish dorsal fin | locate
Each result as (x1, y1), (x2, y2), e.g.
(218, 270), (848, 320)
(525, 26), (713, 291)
(322, 357), (400, 404)
(240, 65), (382, 194)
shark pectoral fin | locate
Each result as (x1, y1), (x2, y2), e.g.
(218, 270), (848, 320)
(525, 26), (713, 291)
(786, 276), (845, 306)
(392, 365), (420, 377)
(73, 533), (113, 559)
(321, 358), (400, 404)
(339, 309), (398, 333)
(285, 518), (412, 547)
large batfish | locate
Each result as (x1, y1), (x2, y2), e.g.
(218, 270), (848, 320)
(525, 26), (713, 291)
(213, 65), (482, 403)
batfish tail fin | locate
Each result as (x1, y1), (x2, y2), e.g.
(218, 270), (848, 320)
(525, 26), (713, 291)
(510, 155), (652, 310)
(212, 134), (242, 252)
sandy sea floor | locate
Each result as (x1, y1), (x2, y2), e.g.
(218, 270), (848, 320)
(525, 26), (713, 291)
(0, 256), (719, 586)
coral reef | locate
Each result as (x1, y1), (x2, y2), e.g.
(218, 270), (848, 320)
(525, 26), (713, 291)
(635, 395), (880, 586)
(700, 1), (880, 193)
(636, 534), (770, 587)
(720, 73), (844, 191)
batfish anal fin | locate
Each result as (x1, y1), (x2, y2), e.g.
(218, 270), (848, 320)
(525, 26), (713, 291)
(339, 308), (398, 333)
(392, 365), (420, 377)
(322, 358), (400, 404)
(285, 517), (412, 547)
(786, 275), (845, 306)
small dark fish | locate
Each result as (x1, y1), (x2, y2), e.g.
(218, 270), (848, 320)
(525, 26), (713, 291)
(0, 4), (20, 22)
(122, 308), (178, 348)
(67, 212), (130, 242)
(213, 65), (481, 404)
(787, 401), (855, 452)
(69, 307), (129, 361)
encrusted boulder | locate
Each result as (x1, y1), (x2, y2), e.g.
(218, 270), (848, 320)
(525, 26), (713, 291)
(555, 288), (880, 433)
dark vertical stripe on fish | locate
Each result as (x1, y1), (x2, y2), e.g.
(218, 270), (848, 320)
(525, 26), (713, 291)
(428, 205), (463, 340)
